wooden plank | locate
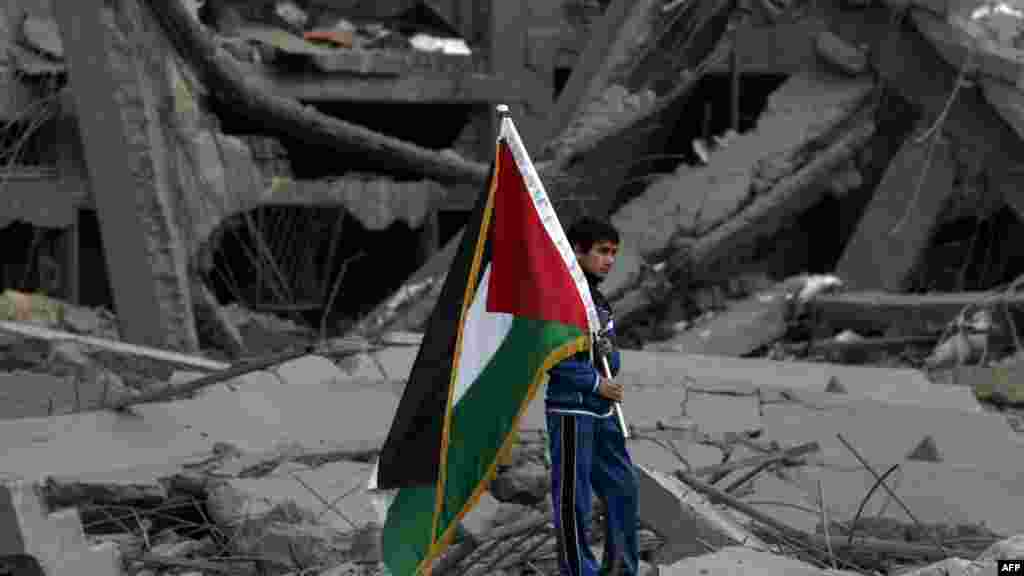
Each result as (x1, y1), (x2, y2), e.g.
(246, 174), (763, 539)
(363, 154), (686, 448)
(234, 60), (522, 104)
(835, 135), (956, 292)
(53, 0), (196, 351)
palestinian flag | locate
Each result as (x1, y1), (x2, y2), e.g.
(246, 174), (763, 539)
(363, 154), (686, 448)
(367, 111), (602, 576)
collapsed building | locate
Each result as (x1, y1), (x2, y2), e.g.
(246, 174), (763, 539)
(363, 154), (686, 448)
(1, 0), (1024, 574)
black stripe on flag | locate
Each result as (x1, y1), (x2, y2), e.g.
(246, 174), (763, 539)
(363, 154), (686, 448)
(376, 162), (496, 490)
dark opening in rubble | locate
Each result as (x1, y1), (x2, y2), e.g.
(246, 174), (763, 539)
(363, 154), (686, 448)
(0, 211), (114, 309)
(915, 206), (1024, 292)
(206, 99), (475, 178)
(751, 87), (920, 278)
(438, 209), (471, 246)
(657, 73), (790, 170)
(554, 66), (573, 99)
(205, 205), (421, 333)
(608, 73), (789, 216)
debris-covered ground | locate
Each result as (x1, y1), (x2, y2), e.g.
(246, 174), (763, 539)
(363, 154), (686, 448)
(4, 0), (1024, 574)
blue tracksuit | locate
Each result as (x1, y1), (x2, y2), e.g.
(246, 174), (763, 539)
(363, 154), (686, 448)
(545, 278), (639, 576)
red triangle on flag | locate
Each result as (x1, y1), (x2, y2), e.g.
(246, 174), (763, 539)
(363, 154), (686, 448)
(486, 141), (589, 332)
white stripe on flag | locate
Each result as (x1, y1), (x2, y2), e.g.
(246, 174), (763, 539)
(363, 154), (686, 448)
(366, 265), (514, 527)
(452, 264), (514, 407)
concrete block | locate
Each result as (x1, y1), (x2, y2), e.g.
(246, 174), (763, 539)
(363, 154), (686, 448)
(635, 466), (764, 565)
(207, 460), (379, 533)
(0, 361), (399, 486)
(836, 136), (956, 292)
(0, 481), (122, 576)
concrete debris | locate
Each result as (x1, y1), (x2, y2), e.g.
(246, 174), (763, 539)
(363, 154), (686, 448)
(20, 16), (63, 60)
(8, 0), (1024, 574)
(814, 30), (869, 76)
(825, 375), (847, 394)
(646, 280), (791, 356)
(0, 480), (122, 576)
(609, 69), (875, 297)
(490, 461), (550, 506)
(636, 465), (765, 564)
(835, 135), (957, 293)
(906, 434), (943, 462)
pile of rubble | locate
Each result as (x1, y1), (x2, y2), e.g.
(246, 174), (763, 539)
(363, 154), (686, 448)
(1, 295), (1023, 574)
(4, 0), (1024, 574)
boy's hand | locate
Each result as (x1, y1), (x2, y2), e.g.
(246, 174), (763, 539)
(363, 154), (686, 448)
(597, 378), (624, 402)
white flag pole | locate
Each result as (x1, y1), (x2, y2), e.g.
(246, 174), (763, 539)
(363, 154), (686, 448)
(600, 353), (630, 439)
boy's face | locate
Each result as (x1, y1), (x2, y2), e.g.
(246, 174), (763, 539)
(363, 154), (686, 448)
(575, 240), (618, 279)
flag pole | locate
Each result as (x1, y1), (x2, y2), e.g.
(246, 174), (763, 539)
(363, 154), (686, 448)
(601, 354), (630, 439)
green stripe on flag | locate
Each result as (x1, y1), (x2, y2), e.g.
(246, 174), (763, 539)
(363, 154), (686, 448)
(382, 486), (435, 575)
(437, 317), (583, 541)
(381, 317), (584, 576)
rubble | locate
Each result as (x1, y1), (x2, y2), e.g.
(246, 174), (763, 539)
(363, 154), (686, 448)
(6, 0), (1024, 574)
(835, 133), (957, 292)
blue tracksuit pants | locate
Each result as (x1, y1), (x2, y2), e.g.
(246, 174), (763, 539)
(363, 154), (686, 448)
(546, 412), (639, 576)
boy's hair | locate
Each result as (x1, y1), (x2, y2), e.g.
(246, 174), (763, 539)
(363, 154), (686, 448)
(567, 217), (620, 253)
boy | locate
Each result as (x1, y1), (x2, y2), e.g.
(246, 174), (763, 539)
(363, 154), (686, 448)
(546, 217), (638, 576)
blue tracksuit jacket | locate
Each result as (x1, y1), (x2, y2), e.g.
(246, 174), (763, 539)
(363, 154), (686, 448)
(544, 278), (621, 416)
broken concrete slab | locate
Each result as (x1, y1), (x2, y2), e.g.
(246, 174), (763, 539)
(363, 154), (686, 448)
(756, 392), (1024, 475)
(815, 30), (869, 76)
(0, 356), (398, 486)
(862, 5), (1024, 236)
(207, 460), (379, 533)
(0, 371), (101, 420)
(615, 350), (979, 412)
(0, 481), (122, 576)
(750, 460), (1024, 536)
(646, 282), (790, 356)
(542, 0), (660, 149)
(635, 465), (765, 565)
(335, 340), (981, 427)
(607, 69), (874, 296)
(835, 134), (956, 292)
(628, 439), (724, 477)
(707, 18), (829, 76)
(685, 393), (762, 437)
